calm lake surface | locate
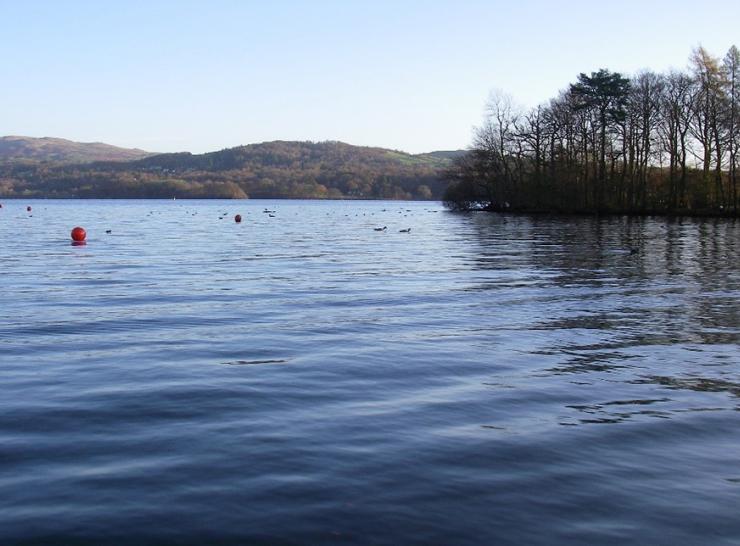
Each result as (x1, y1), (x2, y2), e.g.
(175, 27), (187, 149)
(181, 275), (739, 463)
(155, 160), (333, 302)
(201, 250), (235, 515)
(1, 199), (739, 545)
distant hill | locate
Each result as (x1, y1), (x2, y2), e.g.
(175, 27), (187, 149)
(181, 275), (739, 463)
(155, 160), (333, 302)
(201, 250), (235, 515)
(131, 141), (453, 172)
(0, 136), (152, 164)
(0, 140), (465, 200)
(417, 150), (469, 161)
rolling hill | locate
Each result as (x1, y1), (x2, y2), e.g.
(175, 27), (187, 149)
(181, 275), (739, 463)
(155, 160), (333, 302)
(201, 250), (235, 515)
(0, 136), (152, 164)
(0, 139), (464, 200)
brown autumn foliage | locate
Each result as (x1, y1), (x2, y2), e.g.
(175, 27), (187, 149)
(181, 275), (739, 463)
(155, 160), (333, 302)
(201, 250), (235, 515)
(0, 140), (453, 200)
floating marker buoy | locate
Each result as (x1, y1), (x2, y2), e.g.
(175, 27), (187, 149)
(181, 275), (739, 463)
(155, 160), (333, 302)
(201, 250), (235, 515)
(235, 214), (242, 223)
(71, 226), (87, 242)
(27, 206), (32, 212)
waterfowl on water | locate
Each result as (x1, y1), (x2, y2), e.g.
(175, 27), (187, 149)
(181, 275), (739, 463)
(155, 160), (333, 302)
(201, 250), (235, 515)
(399, 228), (411, 233)
(374, 226), (387, 231)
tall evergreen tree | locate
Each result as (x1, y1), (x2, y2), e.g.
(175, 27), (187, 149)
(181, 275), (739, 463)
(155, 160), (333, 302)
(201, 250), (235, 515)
(569, 69), (631, 209)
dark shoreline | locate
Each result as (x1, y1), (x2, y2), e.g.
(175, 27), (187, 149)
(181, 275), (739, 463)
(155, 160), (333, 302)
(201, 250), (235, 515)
(463, 205), (740, 220)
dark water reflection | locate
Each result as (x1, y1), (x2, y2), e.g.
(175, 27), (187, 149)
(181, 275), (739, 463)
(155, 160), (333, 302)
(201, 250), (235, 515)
(0, 201), (739, 544)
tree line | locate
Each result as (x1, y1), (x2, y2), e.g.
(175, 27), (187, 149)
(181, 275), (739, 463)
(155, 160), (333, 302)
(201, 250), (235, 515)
(444, 46), (740, 215)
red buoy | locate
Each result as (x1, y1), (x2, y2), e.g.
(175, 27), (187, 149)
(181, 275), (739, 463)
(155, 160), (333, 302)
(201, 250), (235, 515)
(235, 214), (242, 223)
(71, 226), (87, 242)
(27, 206), (32, 212)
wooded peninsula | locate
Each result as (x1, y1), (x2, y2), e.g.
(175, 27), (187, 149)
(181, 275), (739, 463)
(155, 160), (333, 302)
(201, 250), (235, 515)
(444, 46), (740, 216)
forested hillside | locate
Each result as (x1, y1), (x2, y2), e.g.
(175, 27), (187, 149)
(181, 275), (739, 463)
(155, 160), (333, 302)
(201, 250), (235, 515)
(0, 140), (455, 199)
(0, 136), (152, 164)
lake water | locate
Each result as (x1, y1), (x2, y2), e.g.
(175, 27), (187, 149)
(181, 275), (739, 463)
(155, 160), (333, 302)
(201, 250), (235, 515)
(1, 199), (739, 544)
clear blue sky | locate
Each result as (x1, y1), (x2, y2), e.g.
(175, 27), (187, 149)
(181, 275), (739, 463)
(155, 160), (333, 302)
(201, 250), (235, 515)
(2, 0), (739, 154)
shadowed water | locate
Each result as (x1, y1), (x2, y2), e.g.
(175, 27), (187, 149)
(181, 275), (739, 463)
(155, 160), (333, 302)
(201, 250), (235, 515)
(1, 200), (739, 545)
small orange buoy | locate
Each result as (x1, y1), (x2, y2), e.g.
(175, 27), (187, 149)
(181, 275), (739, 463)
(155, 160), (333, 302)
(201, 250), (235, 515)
(235, 214), (242, 223)
(27, 206), (32, 212)
(71, 226), (87, 242)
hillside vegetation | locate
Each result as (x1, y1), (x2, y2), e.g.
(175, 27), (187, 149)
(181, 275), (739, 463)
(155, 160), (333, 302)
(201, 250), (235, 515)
(0, 136), (152, 164)
(0, 139), (454, 199)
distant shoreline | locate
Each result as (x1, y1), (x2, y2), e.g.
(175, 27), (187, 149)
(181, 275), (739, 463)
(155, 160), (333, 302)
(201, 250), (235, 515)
(0, 140), (454, 201)
(0, 196), (439, 202)
(3, 196), (738, 218)
(453, 205), (740, 220)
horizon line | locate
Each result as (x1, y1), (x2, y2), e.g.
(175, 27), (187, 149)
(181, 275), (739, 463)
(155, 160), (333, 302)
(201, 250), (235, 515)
(0, 134), (467, 157)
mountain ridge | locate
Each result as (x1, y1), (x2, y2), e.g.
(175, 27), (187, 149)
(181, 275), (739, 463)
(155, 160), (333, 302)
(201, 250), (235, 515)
(0, 136), (153, 164)
(0, 135), (463, 166)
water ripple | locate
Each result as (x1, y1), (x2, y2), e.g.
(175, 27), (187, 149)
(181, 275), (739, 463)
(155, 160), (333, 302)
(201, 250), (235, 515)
(1, 201), (739, 544)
